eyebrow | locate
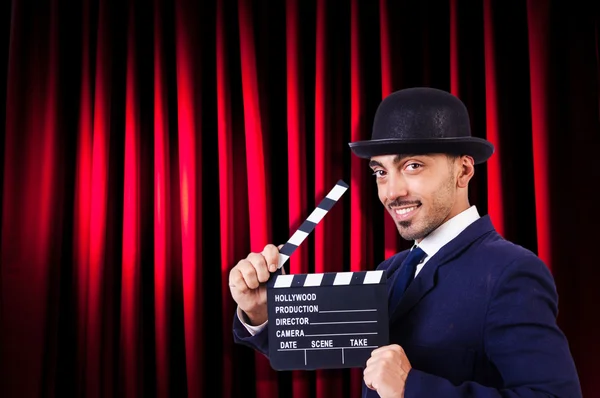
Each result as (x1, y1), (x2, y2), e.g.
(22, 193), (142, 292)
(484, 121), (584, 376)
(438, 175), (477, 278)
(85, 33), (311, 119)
(368, 154), (412, 169)
(368, 159), (383, 168)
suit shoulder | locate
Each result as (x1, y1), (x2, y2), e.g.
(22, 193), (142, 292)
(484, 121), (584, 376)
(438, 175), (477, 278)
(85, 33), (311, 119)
(476, 231), (553, 279)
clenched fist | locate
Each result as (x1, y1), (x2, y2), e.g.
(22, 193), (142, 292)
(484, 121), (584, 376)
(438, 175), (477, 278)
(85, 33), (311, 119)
(228, 243), (283, 326)
(363, 344), (412, 398)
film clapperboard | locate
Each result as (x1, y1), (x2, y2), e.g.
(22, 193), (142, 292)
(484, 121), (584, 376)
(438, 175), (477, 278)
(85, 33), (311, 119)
(266, 180), (389, 371)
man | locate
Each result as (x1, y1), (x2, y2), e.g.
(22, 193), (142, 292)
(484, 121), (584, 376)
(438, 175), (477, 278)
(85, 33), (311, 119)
(229, 87), (581, 397)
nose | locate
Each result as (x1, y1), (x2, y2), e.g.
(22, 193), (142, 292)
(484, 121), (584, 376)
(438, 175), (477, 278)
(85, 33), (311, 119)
(385, 174), (408, 204)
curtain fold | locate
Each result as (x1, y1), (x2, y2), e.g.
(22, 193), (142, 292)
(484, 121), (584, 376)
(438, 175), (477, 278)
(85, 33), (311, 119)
(483, 0), (503, 237)
(120, 1), (141, 396)
(174, 0), (203, 396)
(527, 0), (552, 269)
(1, 0), (598, 397)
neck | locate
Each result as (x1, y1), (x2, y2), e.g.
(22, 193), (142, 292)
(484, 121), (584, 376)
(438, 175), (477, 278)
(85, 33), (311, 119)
(449, 187), (470, 215)
(416, 199), (470, 244)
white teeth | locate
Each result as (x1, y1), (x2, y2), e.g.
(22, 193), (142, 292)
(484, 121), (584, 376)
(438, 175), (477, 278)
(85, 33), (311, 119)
(395, 206), (417, 215)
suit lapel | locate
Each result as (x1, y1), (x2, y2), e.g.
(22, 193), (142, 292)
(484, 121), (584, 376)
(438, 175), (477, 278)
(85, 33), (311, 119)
(388, 253), (443, 323)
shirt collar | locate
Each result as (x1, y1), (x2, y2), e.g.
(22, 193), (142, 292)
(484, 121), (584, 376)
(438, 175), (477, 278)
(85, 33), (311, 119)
(414, 205), (480, 258)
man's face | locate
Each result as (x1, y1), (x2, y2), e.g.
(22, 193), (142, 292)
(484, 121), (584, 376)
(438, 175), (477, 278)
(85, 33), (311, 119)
(369, 153), (458, 241)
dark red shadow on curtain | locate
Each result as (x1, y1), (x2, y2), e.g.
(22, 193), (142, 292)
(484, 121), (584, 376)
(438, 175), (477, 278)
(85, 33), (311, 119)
(1, 0), (599, 397)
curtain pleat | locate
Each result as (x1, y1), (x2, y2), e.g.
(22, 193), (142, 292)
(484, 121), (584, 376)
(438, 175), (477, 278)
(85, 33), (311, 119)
(120, 2), (141, 396)
(1, 0), (60, 396)
(174, 0), (203, 396)
(153, 0), (171, 395)
(216, 0), (237, 397)
(73, 0), (93, 394)
(483, 0), (504, 236)
(85, 0), (112, 395)
(526, 0), (552, 269)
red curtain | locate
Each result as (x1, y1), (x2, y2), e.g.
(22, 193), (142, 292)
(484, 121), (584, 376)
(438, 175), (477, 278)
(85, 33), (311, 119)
(1, 0), (598, 397)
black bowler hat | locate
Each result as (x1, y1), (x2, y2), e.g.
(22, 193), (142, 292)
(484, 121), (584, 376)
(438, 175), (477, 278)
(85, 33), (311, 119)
(348, 87), (494, 164)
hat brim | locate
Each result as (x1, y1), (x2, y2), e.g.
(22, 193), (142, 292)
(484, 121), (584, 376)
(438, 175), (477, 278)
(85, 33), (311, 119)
(348, 137), (494, 165)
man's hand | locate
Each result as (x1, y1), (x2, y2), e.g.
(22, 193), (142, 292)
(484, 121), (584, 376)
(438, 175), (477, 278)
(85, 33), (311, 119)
(363, 344), (412, 398)
(228, 243), (284, 325)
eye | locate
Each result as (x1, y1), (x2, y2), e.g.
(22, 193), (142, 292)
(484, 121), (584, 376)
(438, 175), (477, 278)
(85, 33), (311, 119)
(372, 169), (386, 178)
(405, 163), (422, 171)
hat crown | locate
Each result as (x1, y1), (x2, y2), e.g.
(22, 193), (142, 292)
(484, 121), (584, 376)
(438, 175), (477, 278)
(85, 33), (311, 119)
(372, 87), (471, 141)
(348, 86), (494, 164)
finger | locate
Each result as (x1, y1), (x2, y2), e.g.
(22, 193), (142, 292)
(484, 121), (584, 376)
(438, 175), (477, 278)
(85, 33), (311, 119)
(277, 244), (287, 274)
(370, 344), (394, 356)
(375, 344), (404, 360)
(391, 344), (405, 354)
(262, 244), (281, 272)
(369, 347), (384, 358)
(363, 368), (376, 391)
(365, 352), (382, 369)
(246, 252), (270, 283)
(229, 267), (250, 293)
(237, 259), (261, 290)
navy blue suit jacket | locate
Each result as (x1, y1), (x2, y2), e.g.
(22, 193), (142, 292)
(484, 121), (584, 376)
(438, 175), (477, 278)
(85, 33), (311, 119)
(232, 215), (582, 397)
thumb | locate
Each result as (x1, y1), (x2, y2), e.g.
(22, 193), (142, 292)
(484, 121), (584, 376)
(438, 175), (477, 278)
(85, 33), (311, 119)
(277, 244), (287, 274)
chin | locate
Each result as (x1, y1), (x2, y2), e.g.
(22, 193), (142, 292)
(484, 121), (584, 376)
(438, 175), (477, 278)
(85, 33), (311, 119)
(396, 215), (435, 240)
(396, 225), (425, 241)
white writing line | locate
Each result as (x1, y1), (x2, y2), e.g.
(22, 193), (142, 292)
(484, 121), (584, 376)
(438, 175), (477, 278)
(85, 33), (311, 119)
(310, 320), (377, 325)
(278, 346), (378, 352)
(318, 309), (376, 313)
(342, 348), (344, 364)
(305, 332), (378, 337)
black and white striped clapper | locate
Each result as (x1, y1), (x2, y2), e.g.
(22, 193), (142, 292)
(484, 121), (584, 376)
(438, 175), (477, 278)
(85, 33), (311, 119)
(275, 179), (349, 271)
(266, 179), (389, 371)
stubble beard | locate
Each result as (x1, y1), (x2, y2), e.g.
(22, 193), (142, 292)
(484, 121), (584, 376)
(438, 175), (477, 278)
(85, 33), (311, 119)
(395, 172), (456, 241)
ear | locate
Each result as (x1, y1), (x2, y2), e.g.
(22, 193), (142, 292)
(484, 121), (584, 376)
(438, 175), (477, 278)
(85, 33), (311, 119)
(457, 155), (475, 188)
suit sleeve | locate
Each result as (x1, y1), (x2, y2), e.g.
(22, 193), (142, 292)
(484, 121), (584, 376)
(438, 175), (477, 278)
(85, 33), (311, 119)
(232, 310), (270, 357)
(404, 254), (582, 398)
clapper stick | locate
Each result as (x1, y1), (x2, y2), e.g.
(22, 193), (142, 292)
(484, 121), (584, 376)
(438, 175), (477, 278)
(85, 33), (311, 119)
(276, 179), (349, 273)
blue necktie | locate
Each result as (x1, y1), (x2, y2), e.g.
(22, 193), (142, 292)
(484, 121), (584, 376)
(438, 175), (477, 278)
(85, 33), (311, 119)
(388, 246), (427, 311)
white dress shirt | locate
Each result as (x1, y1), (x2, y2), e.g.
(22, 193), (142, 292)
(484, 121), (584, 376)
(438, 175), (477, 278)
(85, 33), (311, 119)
(413, 205), (480, 276)
(237, 205), (481, 336)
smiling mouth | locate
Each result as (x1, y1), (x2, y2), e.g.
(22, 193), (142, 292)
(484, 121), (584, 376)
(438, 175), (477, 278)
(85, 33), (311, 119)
(390, 204), (421, 220)
(394, 206), (419, 215)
